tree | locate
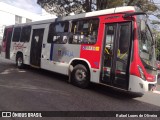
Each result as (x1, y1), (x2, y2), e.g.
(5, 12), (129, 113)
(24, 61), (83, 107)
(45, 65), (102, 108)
(156, 36), (160, 60)
(37, 0), (158, 16)
(37, 0), (85, 16)
(153, 30), (160, 60)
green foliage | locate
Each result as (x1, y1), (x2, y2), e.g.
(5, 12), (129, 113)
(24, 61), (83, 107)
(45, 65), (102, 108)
(124, 0), (157, 12)
(156, 34), (160, 60)
(96, 0), (124, 10)
(37, 0), (157, 16)
(37, 0), (83, 16)
(156, 14), (160, 19)
(153, 30), (160, 60)
(152, 20), (160, 24)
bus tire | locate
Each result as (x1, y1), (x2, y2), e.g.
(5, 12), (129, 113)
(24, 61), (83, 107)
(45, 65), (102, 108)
(16, 54), (24, 69)
(71, 64), (90, 88)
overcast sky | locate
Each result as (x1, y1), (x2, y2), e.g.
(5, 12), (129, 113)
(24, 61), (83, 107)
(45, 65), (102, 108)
(0, 0), (42, 14)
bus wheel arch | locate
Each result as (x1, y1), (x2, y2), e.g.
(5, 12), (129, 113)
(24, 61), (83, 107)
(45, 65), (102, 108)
(16, 52), (24, 69)
(69, 60), (91, 88)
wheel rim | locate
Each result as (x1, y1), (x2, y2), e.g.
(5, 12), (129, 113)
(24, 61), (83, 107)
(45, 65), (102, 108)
(17, 57), (22, 66)
(75, 69), (86, 81)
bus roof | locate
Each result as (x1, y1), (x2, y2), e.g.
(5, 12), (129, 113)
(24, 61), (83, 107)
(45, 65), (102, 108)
(59, 6), (135, 21)
(6, 6), (136, 28)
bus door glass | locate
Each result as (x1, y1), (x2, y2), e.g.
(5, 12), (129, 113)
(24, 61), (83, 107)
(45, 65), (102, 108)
(30, 29), (44, 67)
(101, 22), (131, 90)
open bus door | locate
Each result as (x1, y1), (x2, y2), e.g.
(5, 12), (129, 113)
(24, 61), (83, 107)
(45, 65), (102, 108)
(1, 27), (13, 59)
(101, 22), (132, 90)
(30, 28), (44, 67)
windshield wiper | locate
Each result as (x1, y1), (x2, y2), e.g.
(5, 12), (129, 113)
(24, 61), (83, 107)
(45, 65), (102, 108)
(141, 58), (157, 71)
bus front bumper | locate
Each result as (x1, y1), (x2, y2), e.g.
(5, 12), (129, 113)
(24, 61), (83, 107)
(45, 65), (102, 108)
(129, 75), (157, 94)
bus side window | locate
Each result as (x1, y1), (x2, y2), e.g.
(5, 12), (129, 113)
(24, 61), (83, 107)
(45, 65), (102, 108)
(12, 27), (21, 42)
(47, 23), (55, 43)
(54, 21), (69, 44)
(89, 19), (99, 44)
(47, 22), (69, 44)
(20, 26), (31, 42)
(69, 21), (78, 44)
(71, 21), (78, 34)
(69, 18), (99, 44)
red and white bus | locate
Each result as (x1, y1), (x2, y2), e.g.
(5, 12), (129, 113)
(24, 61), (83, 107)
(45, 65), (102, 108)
(1, 6), (157, 95)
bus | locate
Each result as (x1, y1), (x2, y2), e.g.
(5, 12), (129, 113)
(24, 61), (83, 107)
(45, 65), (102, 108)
(1, 6), (157, 96)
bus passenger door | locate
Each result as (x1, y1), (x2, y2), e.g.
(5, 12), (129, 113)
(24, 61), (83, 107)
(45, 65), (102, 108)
(30, 29), (44, 67)
(101, 22), (131, 90)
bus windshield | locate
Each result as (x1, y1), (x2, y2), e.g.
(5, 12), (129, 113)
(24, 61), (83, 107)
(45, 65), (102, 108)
(138, 20), (156, 69)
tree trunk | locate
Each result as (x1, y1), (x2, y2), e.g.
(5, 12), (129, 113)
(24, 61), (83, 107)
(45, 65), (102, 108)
(85, 0), (92, 12)
(127, 0), (134, 5)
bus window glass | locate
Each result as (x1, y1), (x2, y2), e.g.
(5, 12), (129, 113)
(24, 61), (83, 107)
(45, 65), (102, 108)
(116, 24), (130, 72)
(106, 26), (114, 51)
(47, 22), (69, 44)
(71, 21), (78, 34)
(139, 25), (154, 67)
(20, 26), (31, 42)
(118, 25), (130, 60)
(12, 27), (21, 42)
(69, 18), (99, 44)
(47, 23), (55, 43)
(104, 25), (115, 67)
(55, 22), (69, 33)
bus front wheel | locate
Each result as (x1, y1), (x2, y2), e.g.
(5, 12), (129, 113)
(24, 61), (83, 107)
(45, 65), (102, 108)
(71, 64), (90, 88)
(16, 54), (24, 69)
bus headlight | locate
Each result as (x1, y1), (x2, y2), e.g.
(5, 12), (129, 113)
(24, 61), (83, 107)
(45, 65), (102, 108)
(138, 65), (146, 80)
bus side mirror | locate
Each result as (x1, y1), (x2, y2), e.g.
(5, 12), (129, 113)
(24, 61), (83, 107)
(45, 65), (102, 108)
(141, 20), (146, 31)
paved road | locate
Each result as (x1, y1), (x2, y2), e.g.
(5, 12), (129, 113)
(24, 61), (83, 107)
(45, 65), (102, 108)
(0, 56), (160, 120)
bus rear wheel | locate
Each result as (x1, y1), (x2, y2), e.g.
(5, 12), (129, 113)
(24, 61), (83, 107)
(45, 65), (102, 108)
(71, 64), (90, 88)
(16, 54), (24, 69)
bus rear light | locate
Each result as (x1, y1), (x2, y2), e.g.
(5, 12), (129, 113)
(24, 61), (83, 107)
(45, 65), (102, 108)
(138, 65), (146, 80)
